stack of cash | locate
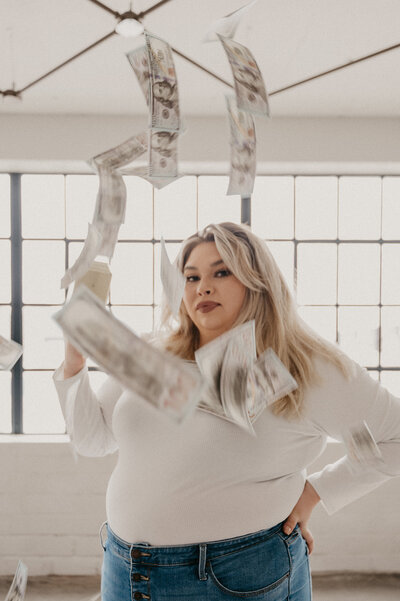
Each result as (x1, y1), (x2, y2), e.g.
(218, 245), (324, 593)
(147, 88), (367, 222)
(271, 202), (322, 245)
(0, 335), (23, 370)
(53, 285), (204, 424)
(195, 320), (298, 435)
(4, 560), (28, 601)
(126, 33), (182, 190)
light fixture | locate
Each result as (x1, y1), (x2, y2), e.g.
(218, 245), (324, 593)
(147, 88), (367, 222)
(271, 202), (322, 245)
(115, 10), (144, 38)
(2, 89), (22, 104)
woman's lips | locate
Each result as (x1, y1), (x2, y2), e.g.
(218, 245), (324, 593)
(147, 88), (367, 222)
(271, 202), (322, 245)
(197, 302), (220, 313)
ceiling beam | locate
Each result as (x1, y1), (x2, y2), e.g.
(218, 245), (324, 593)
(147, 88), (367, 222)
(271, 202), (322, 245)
(87, 0), (120, 18)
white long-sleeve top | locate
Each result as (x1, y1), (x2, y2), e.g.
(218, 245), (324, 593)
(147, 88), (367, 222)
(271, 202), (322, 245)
(53, 351), (400, 545)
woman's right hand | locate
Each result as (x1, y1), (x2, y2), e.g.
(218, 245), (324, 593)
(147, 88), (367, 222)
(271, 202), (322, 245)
(63, 337), (86, 379)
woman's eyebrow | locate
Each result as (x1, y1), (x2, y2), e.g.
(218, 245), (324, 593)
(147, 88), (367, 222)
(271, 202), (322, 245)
(184, 260), (224, 271)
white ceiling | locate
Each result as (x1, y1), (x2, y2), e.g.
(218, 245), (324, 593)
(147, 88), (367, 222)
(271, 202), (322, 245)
(1, 0), (400, 117)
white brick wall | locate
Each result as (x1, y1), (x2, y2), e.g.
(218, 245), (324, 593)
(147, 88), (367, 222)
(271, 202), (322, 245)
(1, 437), (400, 576)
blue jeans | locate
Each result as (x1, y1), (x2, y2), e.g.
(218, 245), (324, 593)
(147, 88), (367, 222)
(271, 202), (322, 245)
(100, 520), (312, 600)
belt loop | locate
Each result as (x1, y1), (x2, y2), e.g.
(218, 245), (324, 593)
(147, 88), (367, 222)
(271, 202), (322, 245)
(99, 521), (108, 551)
(198, 543), (208, 581)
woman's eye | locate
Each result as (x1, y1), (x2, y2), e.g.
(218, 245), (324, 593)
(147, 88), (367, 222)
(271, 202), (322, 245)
(185, 275), (199, 283)
(215, 269), (231, 278)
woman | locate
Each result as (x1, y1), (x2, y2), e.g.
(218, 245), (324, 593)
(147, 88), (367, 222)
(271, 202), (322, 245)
(53, 222), (400, 601)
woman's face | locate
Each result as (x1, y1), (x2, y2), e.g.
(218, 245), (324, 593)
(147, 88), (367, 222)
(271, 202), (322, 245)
(182, 242), (247, 347)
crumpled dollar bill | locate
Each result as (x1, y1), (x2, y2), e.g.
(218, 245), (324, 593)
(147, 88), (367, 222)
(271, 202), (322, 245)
(218, 34), (269, 117)
(5, 560), (28, 601)
(226, 95), (256, 196)
(0, 335), (23, 370)
(53, 285), (204, 423)
(203, 0), (258, 42)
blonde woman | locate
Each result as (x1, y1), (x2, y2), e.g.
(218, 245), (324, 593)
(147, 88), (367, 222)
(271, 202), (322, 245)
(53, 222), (400, 601)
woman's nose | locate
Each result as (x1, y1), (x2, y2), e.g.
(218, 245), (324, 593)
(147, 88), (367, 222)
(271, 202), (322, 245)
(197, 279), (213, 295)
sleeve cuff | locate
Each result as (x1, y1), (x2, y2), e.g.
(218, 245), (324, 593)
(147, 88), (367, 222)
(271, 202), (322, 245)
(53, 361), (88, 384)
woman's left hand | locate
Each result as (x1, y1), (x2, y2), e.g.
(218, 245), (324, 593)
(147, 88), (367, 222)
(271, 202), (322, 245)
(282, 480), (321, 555)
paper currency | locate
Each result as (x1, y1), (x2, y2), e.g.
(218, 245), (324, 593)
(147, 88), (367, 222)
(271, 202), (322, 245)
(94, 222), (120, 260)
(90, 132), (148, 172)
(123, 165), (182, 189)
(219, 335), (257, 434)
(342, 420), (383, 471)
(149, 130), (179, 178)
(5, 560), (28, 601)
(126, 45), (151, 104)
(160, 237), (185, 317)
(61, 223), (103, 289)
(218, 35), (269, 117)
(226, 95), (256, 196)
(247, 348), (298, 419)
(203, 0), (258, 42)
(74, 260), (112, 304)
(145, 32), (180, 132)
(0, 335), (23, 370)
(195, 321), (257, 431)
(53, 286), (204, 423)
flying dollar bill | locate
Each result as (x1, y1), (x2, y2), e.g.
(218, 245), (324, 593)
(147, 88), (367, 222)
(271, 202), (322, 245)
(122, 164), (182, 190)
(226, 95), (256, 196)
(5, 560), (28, 601)
(342, 420), (384, 473)
(149, 130), (179, 178)
(126, 45), (151, 105)
(160, 236), (185, 317)
(53, 285), (204, 423)
(203, 0), (258, 42)
(247, 348), (298, 418)
(218, 34), (269, 117)
(0, 335), (23, 370)
(61, 223), (104, 289)
(145, 32), (180, 132)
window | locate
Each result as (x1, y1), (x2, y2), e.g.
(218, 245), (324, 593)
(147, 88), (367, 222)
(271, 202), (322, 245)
(1, 173), (400, 434)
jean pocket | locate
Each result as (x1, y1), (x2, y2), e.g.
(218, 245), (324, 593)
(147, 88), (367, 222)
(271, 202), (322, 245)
(208, 536), (290, 599)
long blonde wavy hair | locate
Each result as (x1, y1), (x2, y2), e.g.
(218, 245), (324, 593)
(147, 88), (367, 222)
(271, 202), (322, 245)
(159, 221), (351, 420)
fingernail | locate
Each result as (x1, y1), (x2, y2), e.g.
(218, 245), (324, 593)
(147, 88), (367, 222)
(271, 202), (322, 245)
(284, 526), (291, 534)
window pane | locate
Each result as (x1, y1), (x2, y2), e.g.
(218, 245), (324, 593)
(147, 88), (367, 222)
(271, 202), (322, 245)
(0, 306), (11, 339)
(338, 177), (381, 239)
(198, 176), (240, 228)
(381, 307), (400, 367)
(0, 240), (11, 303)
(297, 243), (337, 304)
(298, 306), (336, 343)
(295, 177), (337, 239)
(154, 176), (197, 239)
(119, 176), (153, 240)
(111, 306), (153, 336)
(382, 244), (400, 304)
(380, 371), (400, 396)
(66, 175), (97, 239)
(338, 244), (380, 304)
(23, 241), (65, 304)
(252, 177), (294, 239)
(0, 174), (10, 238)
(267, 241), (295, 296)
(110, 243), (153, 304)
(0, 372), (11, 433)
(21, 175), (65, 239)
(382, 177), (400, 240)
(23, 371), (66, 434)
(338, 307), (380, 366)
(154, 242), (182, 305)
(23, 306), (64, 369)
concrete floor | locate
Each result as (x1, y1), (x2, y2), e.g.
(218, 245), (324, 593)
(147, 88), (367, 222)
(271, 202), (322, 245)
(0, 574), (399, 600)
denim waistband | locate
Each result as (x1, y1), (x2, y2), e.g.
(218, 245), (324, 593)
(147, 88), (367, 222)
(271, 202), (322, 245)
(102, 520), (296, 566)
